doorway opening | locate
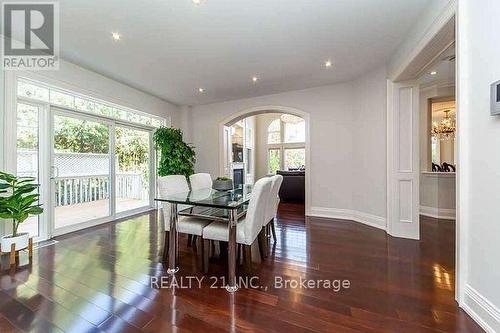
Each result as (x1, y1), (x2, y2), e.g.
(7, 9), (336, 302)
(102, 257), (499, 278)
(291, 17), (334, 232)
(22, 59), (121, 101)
(387, 14), (460, 301)
(219, 107), (310, 211)
(419, 44), (456, 222)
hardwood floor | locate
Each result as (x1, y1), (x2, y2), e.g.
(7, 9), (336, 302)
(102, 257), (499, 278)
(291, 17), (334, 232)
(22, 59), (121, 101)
(0, 203), (482, 332)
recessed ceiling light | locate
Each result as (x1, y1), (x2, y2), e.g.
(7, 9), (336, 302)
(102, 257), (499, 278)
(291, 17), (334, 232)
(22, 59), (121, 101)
(252, 76), (258, 83)
(192, 0), (207, 5)
(325, 60), (332, 68)
(430, 71), (438, 75)
(111, 32), (121, 41)
(198, 88), (205, 93)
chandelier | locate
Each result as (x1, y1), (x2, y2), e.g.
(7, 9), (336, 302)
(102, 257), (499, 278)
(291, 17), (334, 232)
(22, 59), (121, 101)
(431, 110), (456, 140)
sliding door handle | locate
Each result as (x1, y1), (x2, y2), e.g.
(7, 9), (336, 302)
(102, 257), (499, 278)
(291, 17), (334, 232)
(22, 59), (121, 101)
(50, 166), (59, 180)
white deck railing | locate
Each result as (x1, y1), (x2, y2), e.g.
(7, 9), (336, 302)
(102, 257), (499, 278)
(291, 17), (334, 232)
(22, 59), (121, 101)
(54, 173), (148, 206)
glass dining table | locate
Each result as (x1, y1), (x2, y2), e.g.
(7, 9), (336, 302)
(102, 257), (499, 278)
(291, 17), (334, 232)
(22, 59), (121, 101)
(155, 185), (252, 292)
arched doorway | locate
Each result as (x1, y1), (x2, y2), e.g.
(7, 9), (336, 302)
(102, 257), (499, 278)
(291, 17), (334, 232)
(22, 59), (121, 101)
(218, 106), (311, 213)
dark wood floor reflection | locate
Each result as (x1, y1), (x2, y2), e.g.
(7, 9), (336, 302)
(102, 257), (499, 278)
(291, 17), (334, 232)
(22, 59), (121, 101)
(0, 203), (482, 332)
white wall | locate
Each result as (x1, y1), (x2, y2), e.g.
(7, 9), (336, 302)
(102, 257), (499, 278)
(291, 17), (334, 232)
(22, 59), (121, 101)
(191, 82), (354, 212)
(179, 105), (194, 143)
(190, 67), (387, 226)
(420, 173), (456, 219)
(458, 0), (500, 331)
(16, 59), (181, 126)
(255, 113), (281, 179)
(440, 139), (455, 164)
(352, 68), (387, 223)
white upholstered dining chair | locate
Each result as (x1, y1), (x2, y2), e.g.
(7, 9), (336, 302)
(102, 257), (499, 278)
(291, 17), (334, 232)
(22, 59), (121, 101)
(158, 175), (212, 267)
(263, 175), (283, 242)
(202, 177), (272, 272)
(189, 173), (213, 190)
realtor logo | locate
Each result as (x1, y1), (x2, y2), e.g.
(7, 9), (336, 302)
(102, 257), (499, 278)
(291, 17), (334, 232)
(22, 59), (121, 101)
(2, 2), (59, 70)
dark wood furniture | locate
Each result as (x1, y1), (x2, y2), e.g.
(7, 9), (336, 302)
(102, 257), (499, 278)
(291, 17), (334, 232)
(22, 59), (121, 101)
(277, 170), (305, 202)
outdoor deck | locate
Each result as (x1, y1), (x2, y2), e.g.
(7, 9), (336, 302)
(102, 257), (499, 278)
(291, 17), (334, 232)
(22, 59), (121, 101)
(18, 198), (149, 237)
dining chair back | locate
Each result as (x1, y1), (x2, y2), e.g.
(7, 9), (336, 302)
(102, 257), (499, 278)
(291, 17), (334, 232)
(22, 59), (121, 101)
(241, 177), (272, 245)
(158, 175), (190, 230)
(157, 175), (213, 269)
(189, 173), (213, 190)
(264, 175), (283, 225)
(158, 175), (189, 194)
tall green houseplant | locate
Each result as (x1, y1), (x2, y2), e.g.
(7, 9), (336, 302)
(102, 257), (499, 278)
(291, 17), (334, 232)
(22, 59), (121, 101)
(0, 171), (43, 237)
(153, 127), (196, 177)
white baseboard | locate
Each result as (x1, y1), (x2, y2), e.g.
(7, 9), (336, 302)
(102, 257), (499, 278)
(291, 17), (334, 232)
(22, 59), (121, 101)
(308, 207), (386, 230)
(461, 285), (500, 333)
(420, 205), (456, 220)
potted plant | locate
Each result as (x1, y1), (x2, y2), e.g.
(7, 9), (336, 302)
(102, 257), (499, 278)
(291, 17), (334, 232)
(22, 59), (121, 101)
(0, 172), (43, 252)
(153, 127), (196, 178)
(212, 176), (233, 191)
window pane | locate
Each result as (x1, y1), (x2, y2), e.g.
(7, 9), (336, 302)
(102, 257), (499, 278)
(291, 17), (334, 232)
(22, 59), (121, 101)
(75, 97), (98, 113)
(268, 132), (280, 144)
(151, 118), (163, 127)
(54, 117), (109, 153)
(17, 81), (49, 101)
(268, 149), (280, 174)
(126, 112), (141, 124)
(16, 103), (40, 237)
(111, 108), (127, 120)
(138, 115), (152, 125)
(115, 126), (150, 212)
(50, 90), (75, 108)
(53, 115), (111, 229)
(95, 104), (113, 116)
(268, 119), (280, 132)
(267, 119), (282, 144)
(284, 119), (305, 143)
(19, 80), (167, 128)
(284, 148), (305, 170)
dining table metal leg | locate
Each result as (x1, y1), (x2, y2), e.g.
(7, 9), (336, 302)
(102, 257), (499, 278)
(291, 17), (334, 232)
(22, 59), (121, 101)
(226, 208), (238, 292)
(167, 203), (179, 274)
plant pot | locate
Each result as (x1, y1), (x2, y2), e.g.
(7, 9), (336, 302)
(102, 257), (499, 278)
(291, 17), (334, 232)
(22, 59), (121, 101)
(212, 179), (233, 191)
(1, 233), (29, 253)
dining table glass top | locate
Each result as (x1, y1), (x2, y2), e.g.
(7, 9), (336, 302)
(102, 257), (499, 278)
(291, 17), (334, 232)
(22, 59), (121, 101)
(155, 184), (253, 209)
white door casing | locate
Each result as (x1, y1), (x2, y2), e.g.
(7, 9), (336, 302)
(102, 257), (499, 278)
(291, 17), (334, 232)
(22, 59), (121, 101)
(222, 126), (232, 177)
(387, 80), (420, 240)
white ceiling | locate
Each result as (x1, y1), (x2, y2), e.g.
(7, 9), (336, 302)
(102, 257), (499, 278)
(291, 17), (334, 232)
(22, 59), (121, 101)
(59, 0), (431, 106)
(418, 43), (456, 87)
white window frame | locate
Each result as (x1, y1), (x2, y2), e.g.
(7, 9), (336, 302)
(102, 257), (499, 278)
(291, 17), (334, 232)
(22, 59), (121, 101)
(267, 117), (305, 173)
(16, 77), (168, 128)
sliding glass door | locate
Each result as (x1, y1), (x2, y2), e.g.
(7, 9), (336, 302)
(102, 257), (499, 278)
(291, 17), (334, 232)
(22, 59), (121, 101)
(11, 77), (161, 240)
(48, 109), (155, 235)
(52, 111), (112, 232)
(115, 126), (151, 213)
